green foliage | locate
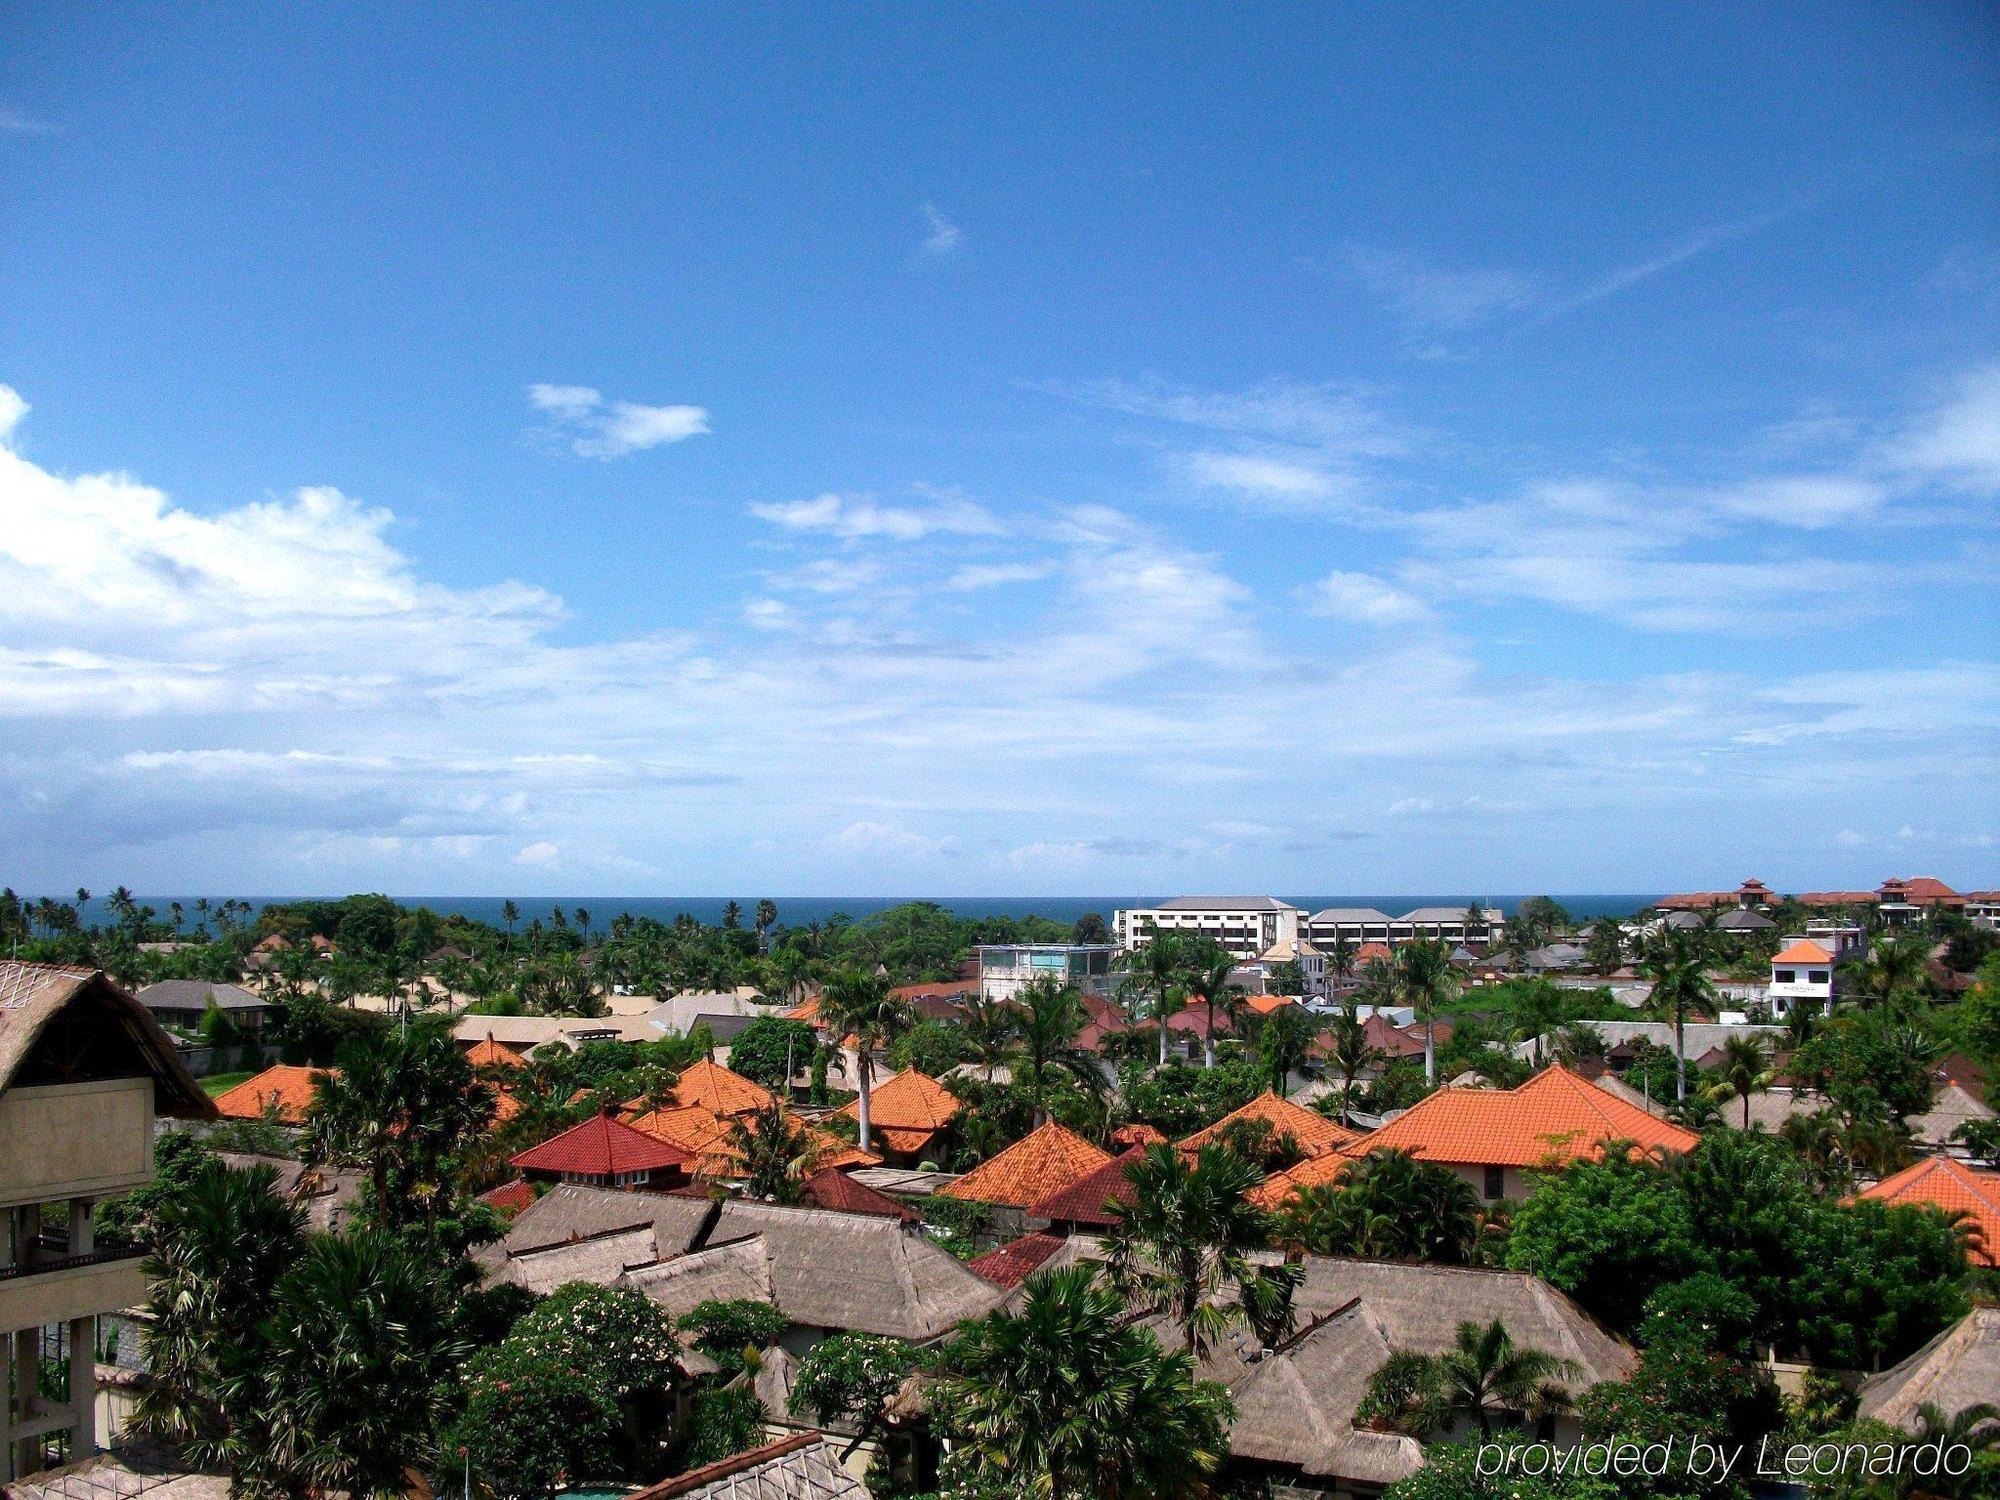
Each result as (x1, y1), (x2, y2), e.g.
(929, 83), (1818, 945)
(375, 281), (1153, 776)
(1382, 1436), (1623, 1500)
(888, 1018), (975, 1076)
(1505, 1154), (1703, 1329)
(1795, 1198), (1971, 1369)
(1638, 1274), (1760, 1356)
(1122, 1057), (1264, 1138)
(788, 1332), (923, 1426)
(1578, 1341), (1786, 1500)
(913, 1194), (995, 1257)
(508, 1283), (681, 1398)
(1792, 1014), (1938, 1127)
(934, 1264), (1234, 1499)
(97, 1128), (217, 1247)
(676, 1299), (789, 1376)
(1358, 1318), (1584, 1439)
(1276, 1148), (1485, 1264)
(199, 1002), (240, 1049)
(676, 1388), (767, 1469)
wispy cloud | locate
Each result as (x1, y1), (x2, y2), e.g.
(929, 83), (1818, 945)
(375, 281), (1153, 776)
(919, 203), (962, 256)
(1343, 245), (1542, 330)
(526, 383), (710, 458)
(1303, 570), (1432, 627)
(0, 105), (56, 134)
(748, 490), (1003, 541)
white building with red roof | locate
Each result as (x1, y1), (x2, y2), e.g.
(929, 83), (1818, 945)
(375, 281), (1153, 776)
(1768, 937), (1837, 1018)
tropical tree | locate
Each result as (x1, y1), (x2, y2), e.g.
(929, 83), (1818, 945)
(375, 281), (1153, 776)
(1843, 935), (1932, 1015)
(1395, 938), (1459, 1087)
(1257, 1001), (1319, 1096)
(222, 1231), (468, 1499)
(1106, 1143), (1301, 1357)
(1132, 929), (1188, 1067)
(936, 1264), (1234, 1500)
(303, 1019), (496, 1236)
(133, 1161), (308, 1454)
(1185, 946), (1239, 1070)
(1274, 1147), (1484, 1264)
(1323, 1005), (1385, 1126)
(1640, 930), (1716, 1102)
(817, 968), (913, 1153)
(1358, 1318), (1581, 1438)
(1010, 974), (1102, 1123)
(731, 1098), (823, 1203)
(1703, 1034), (1775, 1128)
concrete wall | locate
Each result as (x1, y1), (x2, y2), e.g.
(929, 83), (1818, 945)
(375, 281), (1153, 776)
(0, 1079), (154, 1210)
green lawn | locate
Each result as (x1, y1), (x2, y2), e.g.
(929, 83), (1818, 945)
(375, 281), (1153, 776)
(200, 1070), (254, 1095)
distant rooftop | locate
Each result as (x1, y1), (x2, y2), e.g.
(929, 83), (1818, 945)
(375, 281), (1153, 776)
(1146, 895), (1298, 912)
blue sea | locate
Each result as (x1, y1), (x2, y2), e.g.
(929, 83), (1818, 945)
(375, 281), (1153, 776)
(72, 893), (1662, 930)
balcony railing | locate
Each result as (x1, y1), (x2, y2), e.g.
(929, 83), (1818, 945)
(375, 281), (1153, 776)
(0, 1240), (146, 1282)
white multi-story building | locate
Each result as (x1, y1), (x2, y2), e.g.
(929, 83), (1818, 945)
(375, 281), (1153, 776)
(975, 944), (1117, 1003)
(1767, 937), (1838, 1019)
(1113, 897), (1301, 959)
(1965, 892), (2000, 932)
(1305, 904), (1504, 949)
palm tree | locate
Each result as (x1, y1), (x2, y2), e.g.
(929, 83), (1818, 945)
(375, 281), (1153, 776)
(1274, 1148), (1482, 1264)
(500, 899), (519, 952)
(222, 1231), (468, 1499)
(1327, 931), (1358, 988)
(1323, 1005), (1385, 1125)
(1704, 1034), (1775, 1128)
(959, 990), (1021, 1074)
(1010, 974), (1101, 1123)
(817, 968), (913, 1153)
(937, 1264), (1234, 1500)
(731, 1097), (822, 1203)
(722, 900), (743, 930)
(1904, 1402), (1999, 1499)
(1257, 1002), (1319, 1096)
(1640, 930), (1715, 1103)
(134, 1161), (307, 1454)
(1133, 929), (1187, 1067)
(1509, 977), (1567, 1066)
(1107, 1142), (1301, 1357)
(1363, 1318), (1580, 1438)
(754, 899), (778, 952)
(1187, 947), (1239, 1070)
(1844, 935), (1931, 1015)
(303, 1021), (495, 1235)
(1395, 938), (1458, 1087)
(574, 906), (591, 940)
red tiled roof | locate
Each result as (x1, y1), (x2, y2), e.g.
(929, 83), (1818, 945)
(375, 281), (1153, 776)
(1179, 1091), (1362, 1158)
(1354, 942), (1393, 963)
(669, 1058), (775, 1116)
(799, 1166), (918, 1222)
(630, 1103), (879, 1179)
(940, 1121), (1114, 1208)
(1027, 1146), (1144, 1227)
(967, 1231), (1067, 1289)
(1861, 1158), (2000, 1268)
(1249, 1150), (1358, 1211)
(889, 980), (976, 1002)
(1111, 1122), (1167, 1149)
(1773, 939), (1833, 965)
(212, 1064), (328, 1124)
(1354, 1065), (1699, 1170)
(477, 1178), (535, 1215)
(1882, 876), (1962, 904)
(1244, 993), (1298, 1016)
(511, 1110), (692, 1178)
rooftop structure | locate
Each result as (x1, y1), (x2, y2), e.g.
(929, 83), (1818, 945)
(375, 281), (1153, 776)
(1857, 1308), (2000, 1431)
(1025, 1147), (1143, 1230)
(938, 1121), (1113, 1209)
(1113, 898), (1302, 959)
(510, 1109), (693, 1189)
(1860, 1158), (2000, 1269)
(835, 1069), (958, 1162)
(624, 1431), (866, 1500)
(1305, 905), (1503, 949)
(133, 979), (272, 1033)
(210, 1063), (327, 1124)
(1179, 1091), (1362, 1159)
(975, 943), (1117, 1002)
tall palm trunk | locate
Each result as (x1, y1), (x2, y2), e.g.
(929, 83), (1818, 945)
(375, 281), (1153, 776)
(856, 1049), (873, 1152)
(1204, 996), (1217, 1069)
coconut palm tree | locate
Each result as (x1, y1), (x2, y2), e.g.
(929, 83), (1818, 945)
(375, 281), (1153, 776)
(1107, 1143), (1300, 1357)
(731, 1097), (823, 1203)
(1326, 930), (1358, 988)
(500, 898), (519, 952)
(754, 898), (778, 952)
(722, 900), (743, 931)
(1364, 1318), (1581, 1438)
(1509, 977), (1568, 1066)
(1703, 1034), (1775, 1128)
(1186, 947), (1240, 1070)
(959, 990), (1021, 1074)
(1904, 1402), (2000, 1499)
(1257, 1001), (1319, 1096)
(1132, 929), (1188, 1068)
(1395, 938), (1458, 1087)
(1273, 1148), (1482, 1264)
(1640, 931), (1716, 1103)
(817, 968), (913, 1153)
(1323, 1005), (1385, 1125)
(938, 1263), (1234, 1500)
(1843, 935), (1931, 1015)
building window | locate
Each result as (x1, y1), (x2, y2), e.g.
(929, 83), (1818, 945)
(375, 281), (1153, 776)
(1808, 971), (1828, 983)
(1483, 1165), (1505, 1200)
(1775, 970), (1795, 984)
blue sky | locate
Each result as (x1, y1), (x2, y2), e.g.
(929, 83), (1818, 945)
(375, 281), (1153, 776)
(2, 3), (1996, 897)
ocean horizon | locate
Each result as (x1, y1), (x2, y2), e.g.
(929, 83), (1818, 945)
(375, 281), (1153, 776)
(71, 892), (1664, 930)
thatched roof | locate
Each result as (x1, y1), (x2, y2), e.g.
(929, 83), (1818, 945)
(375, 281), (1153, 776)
(1859, 1307), (2000, 1429)
(620, 1235), (776, 1321)
(624, 1431), (865, 1499)
(474, 1182), (719, 1286)
(1203, 1258), (1634, 1484)
(0, 962), (212, 1118)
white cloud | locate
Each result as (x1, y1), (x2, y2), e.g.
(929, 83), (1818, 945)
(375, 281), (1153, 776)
(1343, 245), (1541, 330)
(947, 562), (1055, 591)
(748, 491), (1003, 541)
(919, 203), (962, 256)
(0, 385), (28, 440)
(1181, 450), (1345, 506)
(1304, 570), (1431, 627)
(527, 383), (709, 458)
(1046, 376), (1406, 459)
(514, 840), (561, 868)
(1711, 475), (1886, 528)
(1880, 364), (2000, 492)
(0, 105), (55, 134)
(829, 821), (958, 859)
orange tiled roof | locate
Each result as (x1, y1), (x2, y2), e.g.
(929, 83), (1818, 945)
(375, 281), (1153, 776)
(838, 1069), (958, 1137)
(1773, 939), (1834, 965)
(1179, 1091), (1362, 1159)
(940, 1120), (1114, 1208)
(1111, 1122), (1167, 1149)
(799, 1166), (918, 1221)
(1249, 1150), (1358, 1211)
(1028, 1146), (1144, 1227)
(511, 1110), (692, 1178)
(490, 1087), (523, 1126)
(967, 1231), (1068, 1289)
(669, 1058), (775, 1116)
(1354, 1065), (1699, 1170)
(1353, 942), (1394, 964)
(783, 995), (821, 1024)
(1244, 993), (1297, 1015)
(1862, 1158), (2000, 1268)
(629, 1102), (879, 1179)
(212, 1064), (328, 1124)
(465, 1033), (527, 1070)
(477, 1178), (535, 1215)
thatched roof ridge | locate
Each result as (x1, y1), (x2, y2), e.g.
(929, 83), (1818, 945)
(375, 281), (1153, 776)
(0, 962), (213, 1118)
(1859, 1307), (2000, 1429)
